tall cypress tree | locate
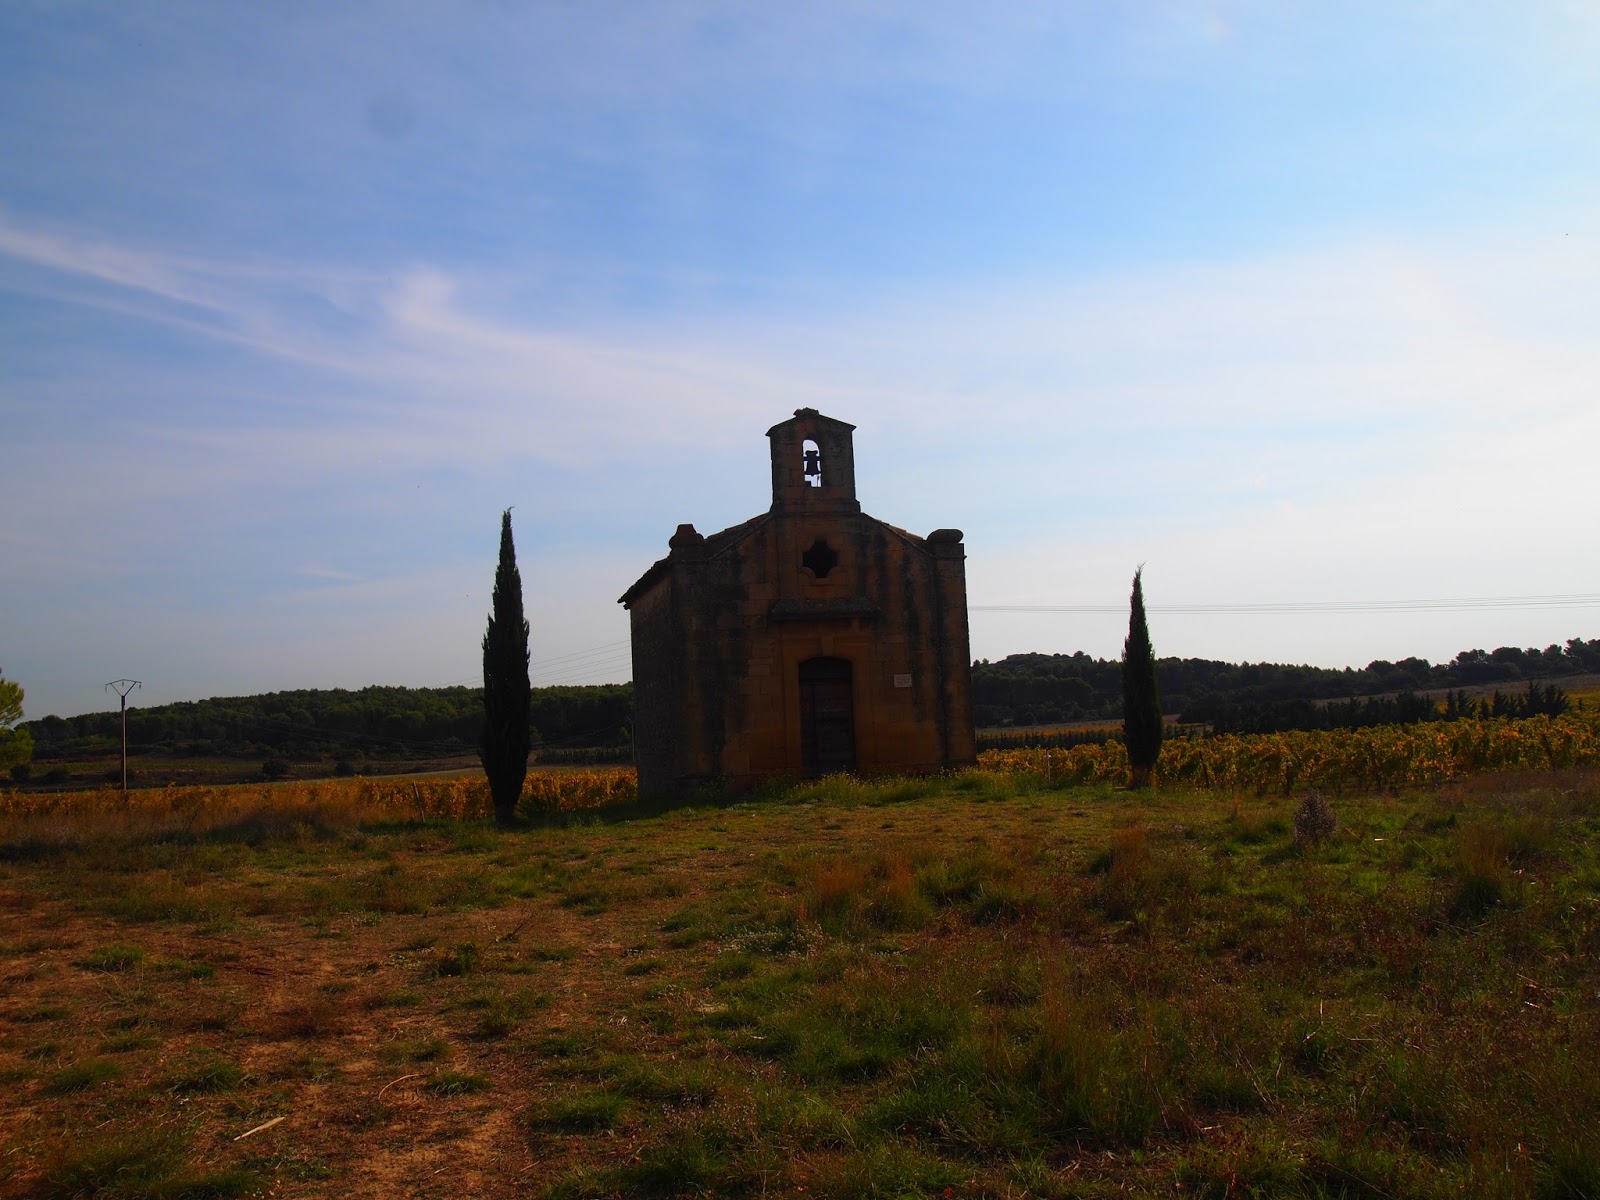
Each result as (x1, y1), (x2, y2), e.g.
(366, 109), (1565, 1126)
(482, 509), (531, 827)
(1121, 567), (1163, 788)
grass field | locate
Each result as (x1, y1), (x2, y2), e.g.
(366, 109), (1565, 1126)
(2, 765), (1598, 1199)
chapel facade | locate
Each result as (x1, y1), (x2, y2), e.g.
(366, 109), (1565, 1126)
(619, 408), (975, 799)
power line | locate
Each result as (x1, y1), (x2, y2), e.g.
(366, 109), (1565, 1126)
(972, 593), (1600, 616)
(532, 639), (631, 669)
(533, 653), (634, 685)
(534, 653), (634, 686)
(435, 639), (633, 689)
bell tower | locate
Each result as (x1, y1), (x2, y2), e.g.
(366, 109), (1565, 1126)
(767, 408), (860, 514)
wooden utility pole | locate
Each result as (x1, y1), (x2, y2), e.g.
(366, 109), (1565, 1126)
(105, 679), (141, 792)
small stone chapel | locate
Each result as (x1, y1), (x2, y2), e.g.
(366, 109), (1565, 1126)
(619, 408), (976, 799)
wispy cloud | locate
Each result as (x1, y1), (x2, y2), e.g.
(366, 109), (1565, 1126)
(293, 565), (365, 584)
(6, 211), (1599, 503)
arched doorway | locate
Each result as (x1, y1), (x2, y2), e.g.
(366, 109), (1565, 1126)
(799, 656), (855, 777)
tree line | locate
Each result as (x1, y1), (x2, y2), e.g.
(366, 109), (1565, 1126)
(22, 682), (633, 764)
(1196, 681), (1572, 735)
(18, 636), (1599, 764)
(972, 637), (1600, 728)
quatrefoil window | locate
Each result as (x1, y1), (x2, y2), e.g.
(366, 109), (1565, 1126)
(802, 537), (839, 579)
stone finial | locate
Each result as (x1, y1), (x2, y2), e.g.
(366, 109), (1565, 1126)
(669, 523), (704, 550)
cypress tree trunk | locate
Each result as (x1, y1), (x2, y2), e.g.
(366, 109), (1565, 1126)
(482, 509), (531, 827)
(1121, 568), (1163, 789)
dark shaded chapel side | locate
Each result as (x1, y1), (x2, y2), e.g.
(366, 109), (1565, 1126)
(619, 409), (976, 800)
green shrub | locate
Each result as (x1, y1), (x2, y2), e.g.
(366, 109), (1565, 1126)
(816, 1142), (965, 1199)
(431, 941), (480, 977)
(47, 1057), (123, 1094)
(1019, 985), (1171, 1145)
(1093, 826), (1150, 921)
(1539, 1136), (1600, 1200)
(427, 1070), (491, 1096)
(37, 1124), (257, 1200)
(599, 1123), (752, 1197)
(531, 1090), (628, 1132)
(167, 1053), (244, 1094)
(82, 944), (146, 972)
(469, 988), (549, 1038)
(380, 1037), (451, 1064)
(609, 1060), (719, 1106)
(1450, 823), (1508, 920)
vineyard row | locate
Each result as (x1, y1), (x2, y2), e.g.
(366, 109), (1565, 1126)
(5, 710), (1598, 824)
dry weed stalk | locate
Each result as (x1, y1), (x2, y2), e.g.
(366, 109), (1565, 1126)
(1293, 789), (1338, 848)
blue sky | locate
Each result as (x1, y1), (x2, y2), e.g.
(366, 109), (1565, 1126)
(4, 2), (1599, 720)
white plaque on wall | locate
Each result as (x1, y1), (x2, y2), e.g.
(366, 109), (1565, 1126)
(892, 673), (912, 688)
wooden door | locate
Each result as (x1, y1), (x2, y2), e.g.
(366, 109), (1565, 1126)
(800, 656), (855, 777)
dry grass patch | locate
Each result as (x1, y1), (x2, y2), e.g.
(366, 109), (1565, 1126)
(1, 767), (1597, 1198)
